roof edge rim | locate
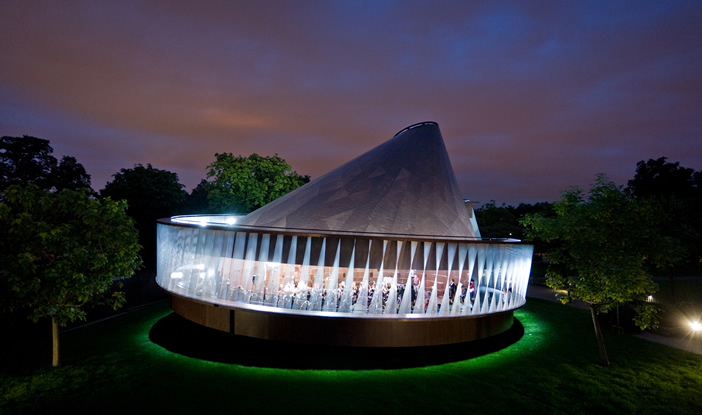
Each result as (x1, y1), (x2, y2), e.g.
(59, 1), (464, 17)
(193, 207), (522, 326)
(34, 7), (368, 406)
(392, 121), (438, 137)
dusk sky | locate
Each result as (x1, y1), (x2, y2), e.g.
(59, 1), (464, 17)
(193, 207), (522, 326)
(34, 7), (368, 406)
(2, 1), (701, 206)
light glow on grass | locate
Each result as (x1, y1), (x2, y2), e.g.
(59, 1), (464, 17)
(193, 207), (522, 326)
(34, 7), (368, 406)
(8, 299), (702, 414)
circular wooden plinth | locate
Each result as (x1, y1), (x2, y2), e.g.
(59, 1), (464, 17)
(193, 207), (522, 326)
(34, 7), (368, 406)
(168, 292), (516, 348)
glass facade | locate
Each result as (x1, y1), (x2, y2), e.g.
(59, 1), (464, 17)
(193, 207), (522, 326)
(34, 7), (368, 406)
(157, 215), (533, 318)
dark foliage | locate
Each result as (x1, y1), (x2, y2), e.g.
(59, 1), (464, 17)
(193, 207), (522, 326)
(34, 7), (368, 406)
(627, 157), (702, 271)
(100, 164), (188, 271)
(0, 135), (92, 194)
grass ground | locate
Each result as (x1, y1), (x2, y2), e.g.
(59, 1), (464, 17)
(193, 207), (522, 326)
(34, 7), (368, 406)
(2, 298), (701, 415)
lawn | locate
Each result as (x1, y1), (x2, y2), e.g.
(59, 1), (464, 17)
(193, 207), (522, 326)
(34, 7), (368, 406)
(2, 298), (701, 414)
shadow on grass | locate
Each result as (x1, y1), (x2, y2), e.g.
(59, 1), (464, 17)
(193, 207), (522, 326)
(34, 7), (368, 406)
(148, 312), (524, 369)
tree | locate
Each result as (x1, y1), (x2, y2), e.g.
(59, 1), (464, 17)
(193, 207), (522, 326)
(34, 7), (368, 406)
(100, 164), (188, 271)
(48, 155), (92, 192)
(627, 157), (697, 199)
(1, 135), (57, 191)
(475, 201), (554, 266)
(521, 175), (683, 366)
(476, 201), (555, 240)
(0, 185), (141, 367)
(1, 135), (92, 194)
(206, 153), (309, 214)
(180, 179), (211, 214)
(475, 200), (522, 238)
(627, 157), (702, 271)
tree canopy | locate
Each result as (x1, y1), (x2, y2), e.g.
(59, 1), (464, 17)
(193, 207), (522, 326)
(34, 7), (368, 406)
(474, 200), (522, 238)
(475, 200), (554, 240)
(100, 164), (187, 219)
(49, 155), (92, 192)
(100, 164), (188, 271)
(521, 174), (683, 366)
(1, 135), (92, 194)
(206, 153), (309, 214)
(627, 157), (702, 270)
(0, 184), (141, 366)
(627, 157), (700, 200)
(180, 179), (210, 214)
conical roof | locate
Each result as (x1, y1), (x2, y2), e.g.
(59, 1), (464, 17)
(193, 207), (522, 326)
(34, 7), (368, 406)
(237, 122), (476, 238)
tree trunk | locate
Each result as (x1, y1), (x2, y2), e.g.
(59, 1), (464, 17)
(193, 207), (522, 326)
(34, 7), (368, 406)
(52, 317), (60, 367)
(589, 304), (610, 367)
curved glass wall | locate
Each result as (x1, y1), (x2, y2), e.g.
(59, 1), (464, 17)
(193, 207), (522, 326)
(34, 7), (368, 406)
(157, 215), (534, 317)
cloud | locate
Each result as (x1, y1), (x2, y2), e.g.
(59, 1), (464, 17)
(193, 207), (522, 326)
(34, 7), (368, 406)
(1, 0), (701, 204)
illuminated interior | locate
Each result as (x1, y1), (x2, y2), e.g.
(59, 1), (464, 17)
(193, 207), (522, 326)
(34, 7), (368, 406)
(158, 219), (533, 316)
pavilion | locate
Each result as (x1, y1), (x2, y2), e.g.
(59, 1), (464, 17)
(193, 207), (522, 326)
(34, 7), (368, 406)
(156, 122), (533, 347)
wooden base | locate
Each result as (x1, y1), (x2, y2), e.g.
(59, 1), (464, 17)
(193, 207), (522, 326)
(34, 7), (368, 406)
(169, 293), (516, 348)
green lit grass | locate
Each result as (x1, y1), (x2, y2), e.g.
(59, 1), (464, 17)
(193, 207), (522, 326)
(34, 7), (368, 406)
(2, 299), (701, 414)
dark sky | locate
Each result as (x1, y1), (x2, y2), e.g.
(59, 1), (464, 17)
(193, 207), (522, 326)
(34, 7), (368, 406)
(2, 0), (701, 205)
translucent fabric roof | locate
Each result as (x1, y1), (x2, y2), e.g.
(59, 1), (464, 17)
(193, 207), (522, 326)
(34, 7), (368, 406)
(237, 122), (476, 238)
